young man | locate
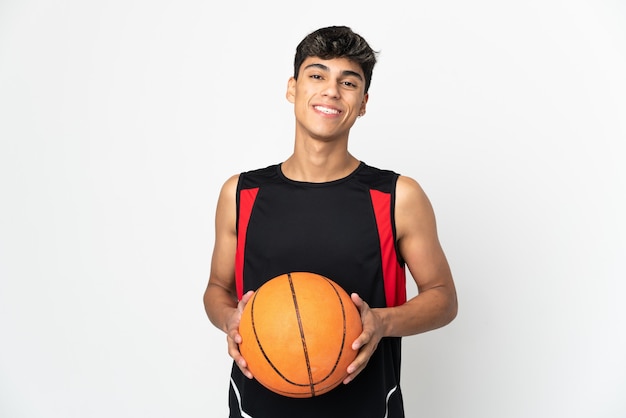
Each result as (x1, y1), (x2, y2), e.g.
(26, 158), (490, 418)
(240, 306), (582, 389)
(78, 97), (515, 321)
(204, 26), (458, 418)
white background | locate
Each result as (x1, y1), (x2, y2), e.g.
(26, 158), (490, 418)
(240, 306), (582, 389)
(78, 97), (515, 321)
(1, 1), (625, 417)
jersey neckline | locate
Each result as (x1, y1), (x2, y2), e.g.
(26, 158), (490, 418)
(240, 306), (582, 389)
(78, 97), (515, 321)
(276, 161), (365, 187)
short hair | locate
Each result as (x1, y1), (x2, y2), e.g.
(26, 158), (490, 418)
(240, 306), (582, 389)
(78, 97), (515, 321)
(293, 26), (378, 93)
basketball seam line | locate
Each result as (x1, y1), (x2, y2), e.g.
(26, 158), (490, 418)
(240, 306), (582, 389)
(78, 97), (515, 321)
(287, 272), (315, 396)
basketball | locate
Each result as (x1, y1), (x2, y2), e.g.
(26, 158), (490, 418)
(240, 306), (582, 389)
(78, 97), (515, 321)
(238, 271), (363, 398)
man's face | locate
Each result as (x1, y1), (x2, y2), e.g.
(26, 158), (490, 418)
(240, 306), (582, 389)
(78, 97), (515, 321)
(286, 56), (368, 142)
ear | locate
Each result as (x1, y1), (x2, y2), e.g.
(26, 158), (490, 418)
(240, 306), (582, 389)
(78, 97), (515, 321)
(359, 93), (369, 116)
(286, 77), (296, 103)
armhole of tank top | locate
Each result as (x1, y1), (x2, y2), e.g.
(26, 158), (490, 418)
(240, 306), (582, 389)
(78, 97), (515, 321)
(390, 174), (405, 266)
(235, 173), (245, 235)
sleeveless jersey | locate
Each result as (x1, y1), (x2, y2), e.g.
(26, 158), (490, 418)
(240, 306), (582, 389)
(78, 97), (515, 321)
(229, 162), (407, 418)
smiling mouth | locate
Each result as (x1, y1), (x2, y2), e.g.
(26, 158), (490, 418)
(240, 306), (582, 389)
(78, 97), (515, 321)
(314, 105), (341, 115)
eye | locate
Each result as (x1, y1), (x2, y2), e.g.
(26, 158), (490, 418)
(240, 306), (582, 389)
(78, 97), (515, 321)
(342, 80), (358, 88)
(310, 74), (323, 80)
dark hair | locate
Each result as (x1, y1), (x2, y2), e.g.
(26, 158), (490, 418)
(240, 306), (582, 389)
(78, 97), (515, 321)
(293, 26), (378, 93)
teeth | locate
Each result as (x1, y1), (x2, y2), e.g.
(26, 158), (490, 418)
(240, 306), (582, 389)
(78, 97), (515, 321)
(315, 106), (340, 115)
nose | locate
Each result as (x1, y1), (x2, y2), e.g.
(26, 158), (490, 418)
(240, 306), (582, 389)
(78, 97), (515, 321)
(321, 80), (340, 99)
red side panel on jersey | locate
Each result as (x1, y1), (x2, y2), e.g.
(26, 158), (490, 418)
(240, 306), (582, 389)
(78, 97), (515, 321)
(370, 189), (406, 307)
(236, 187), (259, 300)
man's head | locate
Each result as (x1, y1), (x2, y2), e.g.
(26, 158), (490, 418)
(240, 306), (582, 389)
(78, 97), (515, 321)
(293, 26), (378, 94)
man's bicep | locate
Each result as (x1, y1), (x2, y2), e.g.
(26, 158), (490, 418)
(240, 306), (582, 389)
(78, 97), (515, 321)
(395, 176), (453, 292)
(208, 175), (240, 293)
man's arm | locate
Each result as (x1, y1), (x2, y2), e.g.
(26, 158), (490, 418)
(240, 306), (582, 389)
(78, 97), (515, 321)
(203, 174), (254, 378)
(345, 175), (457, 382)
(374, 175), (458, 336)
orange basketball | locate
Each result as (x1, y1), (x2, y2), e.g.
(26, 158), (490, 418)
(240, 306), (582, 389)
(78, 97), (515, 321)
(238, 271), (362, 398)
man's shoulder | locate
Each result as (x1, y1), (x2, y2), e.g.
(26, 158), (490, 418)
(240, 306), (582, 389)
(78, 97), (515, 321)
(241, 163), (280, 176)
(355, 162), (401, 192)
(238, 163), (281, 189)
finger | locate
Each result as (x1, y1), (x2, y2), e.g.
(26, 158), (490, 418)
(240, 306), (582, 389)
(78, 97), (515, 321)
(227, 334), (253, 379)
(350, 292), (364, 308)
(351, 330), (370, 351)
(228, 291), (255, 344)
(238, 290), (255, 310)
(351, 293), (371, 318)
(343, 355), (368, 384)
(228, 327), (242, 345)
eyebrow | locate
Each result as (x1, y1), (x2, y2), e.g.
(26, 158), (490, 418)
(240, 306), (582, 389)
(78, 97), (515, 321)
(303, 63), (364, 81)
